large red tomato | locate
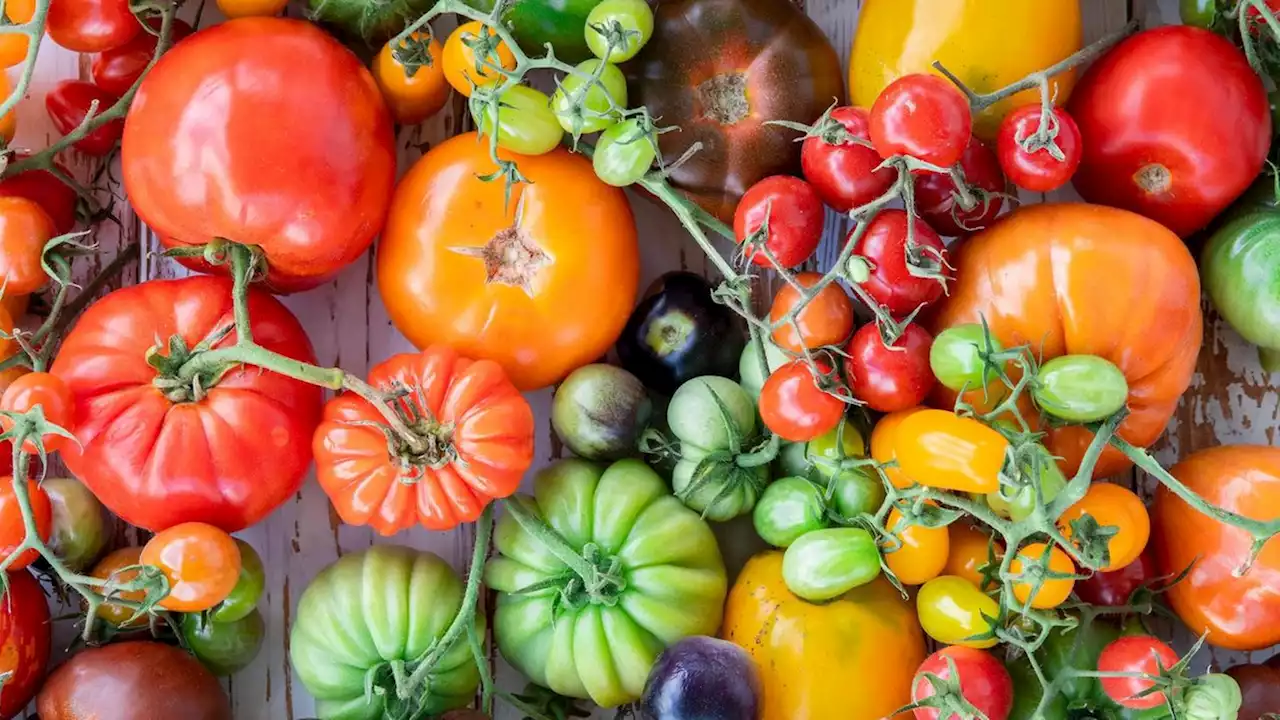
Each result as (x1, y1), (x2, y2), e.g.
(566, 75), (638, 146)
(50, 276), (323, 532)
(1068, 26), (1270, 237)
(0, 569), (50, 720)
(121, 18), (395, 293)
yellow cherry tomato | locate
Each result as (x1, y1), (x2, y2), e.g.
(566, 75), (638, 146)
(1058, 481), (1151, 572)
(883, 506), (948, 586)
(0, 0), (35, 68)
(216, 0), (288, 18)
(374, 33), (452, 125)
(1010, 541), (1076, 609)
(869, 406), (924, 489)
(89, 546), (147, 627)
(944, 522), (1003, 590)
(442, 20), (516, 97)
(894, 409), (1009, 494)
(917, 575), (1000, 649)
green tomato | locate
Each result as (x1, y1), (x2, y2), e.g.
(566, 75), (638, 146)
(42, 477), (109, 572)
(781, 527), (881, 602)
(1178, 0), (1217, 29)
(593, 119), (658, 187)
(986, 446), (1066, 522)
(667, 376), (756, 452)
(1182, 674), (1242, 720)
(1032, 355), (1129, 423)
(182, 609), (265, 677)
(671, 453), (769, 521)
(1202, 210), (1280, 372)
(752, 476), (828, 547)
(552, 59), (627, 136)
(464, 0), (605, 63)
(826, 467), (886, 519)
(552, 363), (652, 461)
(930, 323), (1002, 392)
(585, 0), (654, 62)
(307, 0), (433, 46)
(485, 458), (727, 707)
(1007, 651), (1069, 720)
(291, 546), (484, 719)
(775, 441), (810, 479)
(472, 85), (564, 156)
(807, 421), (882, 518)
(738, 338), (789, 399)
(210, 539), (266, 624)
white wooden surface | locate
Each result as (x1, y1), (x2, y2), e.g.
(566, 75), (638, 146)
(16, 0), (1277, 717)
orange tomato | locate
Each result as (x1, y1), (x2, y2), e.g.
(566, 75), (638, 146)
(1010, 541), (1076, 609)
(374, 33), (451, 124)
(769, 272), (855, 352)
(442, 20), (516, 97)
(0, 371), (74, 453)
(377, 132), (638, 391)
(215, 0), (288, 17)
(883, 506), (949, 586)
(0, 74), (16, 144)
(930, 204), (1201, 478)
(894, 409), (1008, 494)
(869, 407), (924, 489)
(0, 0), (35, 68)
(1, 291), (28, 321)
(140, 522), (242, 612)
(0, 477), (49, 570)
(0, 197), (55, 296)
(1059, 482), (1150, 572)
(89, 546), (147, 627)
(944, 522), (1003, 590)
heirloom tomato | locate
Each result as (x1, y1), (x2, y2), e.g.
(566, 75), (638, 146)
(1153, 446), (1280, 651)
(627, 0), (844, 221)
(913, 135), (1006, 237)
(733, 176), (824, 269)
(140, 522), (241, 612)
(551, 364), (651, 462)
(930, 204), (1201, 478)
(217, 0), (287, 17)
(314, 346), (534, 534)
(442, 21), (516, 97)
(667, 376), (765, 521)
(122, 18), (396, 293)
(42, 476), (109, 572)
(912, 647), (1013, 720)
(917, 575), (999, 649)
(89, 547), (146, 628)
(486, 459), (728, 707)
(870, 406), (925, 489)
(0, 155), (77, 235)
(845, 322), (935, 413)
(893, 410), (1007, 495)
(378, 132), (638, 391)
(91, 18), (195, 96)
(51, 276), (323, 532)
(1009, 542), (1075, 609)
(1076, 551), (1157, 607)
(944, 523), (1002, 590)
(0, 197), (54, 296)
(868, 74), (972, 168)
(1228, 658), (1280, 720)
(883, 506), (949, 586)
(1098, 636), (1179, 710)
(759, 360), (844, 443)
(801, 106), (895, 213)
(722, 552), (926, 720)
(0, 0), (34, 67)
(848, 209), (950, 317)
(1202, 209), (1280, 371)
(47, 0), (140, 53)
(768, 272), (854, 352)
(374, 33), (450, 124)
(782, 527), (881, 601)
(46, 81), (125, 157)
(850, 0), (1082, 139)
(0, 569), (50, 719)
(1058, 482), (1150, 572)
(0, 370), (74, 453)
(996, 106), (1082, 193)
(0, 478), (50, 570)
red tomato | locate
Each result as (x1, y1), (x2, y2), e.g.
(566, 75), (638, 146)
(46, 81), (125, 157)
(122, 18), (396, 293)
(0, 155), (79, 234)
(47, 0), (140, 52)
(733, 176), (825, 268)
(845, 322), (935, 413)
(870, 74), (973, 167)
(1246, 0), (1280, 34)
(801, 106), (896, 213)
(0, 569), (51, 719)
(0, 372), (75, 454)
(50, 276), (323, 532)
(91, 18), (195, 97)
(1069, 26), (1270, 237)
(913, 135), (1005, 237)
(912, 646), (1013, 720)
(995, 105), (1082, 193)
(847, 209), (950, 317)
(759, 360), (845, 442)
(1075, 550), (1156, 607)
(1098, 635), (1179, 710)
(0, 478), (51, 570)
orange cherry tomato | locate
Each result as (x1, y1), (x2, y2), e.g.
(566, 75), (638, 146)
(374, 33), (452, 125)
(0, 371), (75, 454)
(869, 406), (924, 489)
(0, 477), (49, 570)
(0, 74), (15, 144)
(442, 21), (516, 97)
(140, 522), (242, 612)
(1010, 541), (1076, 609)
(758, 360), (845, 443)
(1059, 482), (1150, 572)
(944, 522), (1003, 590)
(894, 409), (1008, 494)
(769, 272), (856, 353)
(0, 0), (35, 68)
(0, 197), (56, 297)
(883, 505), (949, 586)
(216, 0), (288, 18)
(89, 546), (147, 627)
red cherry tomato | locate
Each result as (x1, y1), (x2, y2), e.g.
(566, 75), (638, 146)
(759, 360), (845, 443)
(0, 155), (79, 234)
(733, 176), (825, 268)
(1075, 550), (1157, 607)
(1098, 635), (1180, 710)
(1246, 0), (1280, 35)
(870, 74), (973, 168)
(913, 135), (1006, 237)
(91, 18), (194, 97)
(801, 106), (896, 213)
(912, 646), (1013, 720)
(0, 569), (51, 718)
(845, 322), (935, 413)
(0, 372), (76, 454)
(0, 478), (51, 570)
(995, 105), (1083, 193)
(45, 81), (125, 157)
(47, 0), (141, 53)
(847, 209), (950, 317)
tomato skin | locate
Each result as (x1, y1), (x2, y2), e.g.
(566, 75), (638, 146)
(917, 575), (998, 649)
(1179, 0), (1216, 27)
(0, 0), (35, 68)
(0, 156), (78, 235)
(1076, 551), (1156, 607)
(782, 527), (882, 601)
(442, 21), (516, 97)
(217, 0), (288, 18)
(869, 74), (972, 167)
(913, 135), (1006, 237)
(552, 59), (627, 136)
(472, 84), (564, 156)
(753, 476), (828, 548)
(47, 0), (140, 52)
(884, 506), (948, 586)
(894, 409), (1008, 495)
(0, 569), (51, 719)
(0, 477), (50, 571)
(930, 323), (1001, 393)
(1033, 355), (1130, 424)
(1098, 636), (1179, 710)
(1227, 660), (1280, 720)
(46, 81), (125, 157)
(996, 106), (1082, 193)
(1069, 26), (1270, 238)
(987, 446), (1065, 522)
(768, 272), (855, 352)
(373, 34), (451, 124)
(1059, 482), (1150, 573)
(43, 476), (109, 572)
(585, 0), (653, 62)
(0, 372), (75, 454)
(801, 107), (895, 213)
(1202, 211), (1280, 368)
(91, 19), (195, 97)
(759, 360), (844, 443)
(1010, 542), (1075, 609)
(89, 546), (147, 627)
(912, 647), (1013, 720)
(944, 523), (1002, 590)
(0, 197), (54, 297)
(869, 406), (925, 489)
(734, 176), (825, 268)
(140, 522), (242, 612)
(849, 210), (949, 317)
(209, 539), (265, 623)
(845, 322), (935, 413)
(181, 610), (265, 676)
(593, 119), (657, 187)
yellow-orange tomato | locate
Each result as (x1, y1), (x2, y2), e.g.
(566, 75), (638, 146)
(442, 21), (516, 97)
(870, 407), (924, 489)
(1, 292), (28, 322)
(894, 409), (1008, 494)
(0, 74), (16, 144)
(1010, 541), (1076, 609)
(89, 546), (147, 627)
(374, 33), (452, 125)
(944, 522), (1003, 590)
(215, 0), (288, 18)
(377, 132), (638, 391)
(0, 0), (35, 68)
(769, 272), (855, 353)
(1059, 482), (1150, 572)
(883, 506), (949, 586)
(0, 197), (55, 296)
(140, 522), (242, 612)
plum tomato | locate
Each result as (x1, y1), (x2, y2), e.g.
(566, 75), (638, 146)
(800, 106), (896, 213)
(0, 477), (51, 570)
(0, 371), (76, 453)
(140, 522), (242, 613)
(913, 135), (1006, 237)
(847, 209), (950, 317)
(912, 646), (1014, 720)
(995, 105), (1082, 193)
(844, 322), (935, 413)
(758, 360), (845, 443)
(47, 0), (140, 53)
(869, 73), (973, 167)
(733, 176), (825, 268)
(1098, 635), (1180, 710)
(91, 18), (195, 96)
(46, 81), (125, 157)
(917, 575), (999, 649)
(894, 410), (1007, 495)
(768, 272), (855, 352)
(1033, 354), (1129, 423)
(782, 527), (882, 601)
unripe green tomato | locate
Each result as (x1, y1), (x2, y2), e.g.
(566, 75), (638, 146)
(986, 446), (1066, 522)
(1179, 0), (1217, 29)
(43, 476), (110, 572)
(930, 323), (1002, 392)
(593, 119), (657, 186)
(781, 527), (881, 601)
(551, 59), (627, 135)
(738, 338), (789, 399)
(210, 539), (265, 624)
(1032, 355), (1128, 423)
(472, 85), (564, 156)
(752, 476), (828, 548)
(182, 608), (265, 676)
(585, 0), (654, 62)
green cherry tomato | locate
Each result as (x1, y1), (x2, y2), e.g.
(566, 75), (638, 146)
(930, 323), (1003, 392)
(752, 476), (828, 548)
(1032, 355), (1129, 423)
(917, 575), (999, 648)
(672, 454), (768, 521)
(584, 0), (654, 62)
(551, 59), (627, 136)
(472, 84), (564, 156)
(807, 421), (883, 517)
(593, 119), (658, 187)
(776, 441), (809, 478)
(182, 608), (266, 676)
(826, 467), (886, 519)
(1202, 210), (1280, 372)
(43, 476), (110, 572)
(739, 338), (789, 399)
(986, 445), (1066, 522)
(210, 539), (265, 624)
(781, 527), (881, 601)
(1179, 0), (1217, 28)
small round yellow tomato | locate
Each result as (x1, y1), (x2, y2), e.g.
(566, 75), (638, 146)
(374, 33), (452, 125)
(0, 0), (35, 68)
(89, 546), (147, 627)
(216, 0), (288, 18)
(869, 407), (925, 489)
(883, 506), (948, 586)
(917, 575), (999, 649)
(944, 522), (1003, 590)
(442, 20), (516, 98)
(1059, 482), (1150, 572)
(894, 409), (1009, 494)
(1010, 541), (1076, 609)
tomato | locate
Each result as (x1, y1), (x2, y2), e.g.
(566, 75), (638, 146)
(0, 0), (35, 67)
(753, 476), (828, 548)
(209, 539), (265, 623)
(851, 0), (1082, 140)
(1202, 210), (1280, 371)
(1069, 26), (1270, 238)
(849, 210), (949, 317)
(913, 647), (1013, 720)
(1007, 619), (1125, 719)
(845, 322), (935, 413)
(46, 81), (125, 157)
(47, 0), (140, 52)
(181, 610), (265, 676)
(930, 204), (1202, 479)
(768, 272), (855, 352)
(0, 197), (52, 299)
(585, 0), (653, 62)
(723, 552), (926, 720)
(1179, 0), (1217, 27)
(1153, 446), (1280, 651)
(894, 410), (1007, 494)
(593, 118), (658, 186)
(996, 106), (1082, 193)
(884, 506), (949, 586)
(870, 407), (925, 489)
(472, 84), (564, 156)
(801, 106), (896, 213)
(917, 575), (999, 649)
(373, 33), (450, 125)
(734, 176), (824, 269)
(122, 18), (396, 293)
(986, 445), (1066, 522)
(91, 19), (195, 96)
(217, 0), (287, 17)
(552, 365), (651, 463)
(1227, 659), (1280, 720)
(1098, 636), (1179, 710)
(759, 360), (844, 443)
(944, 523), (1002, 590)
(553, 59), (626, 136)
(42, 476), (109, 572)
(36, 641), (231, 720)
(667, 376), (766, 520)
(913, 135), (1006, 237)
(140, 522), (241, 613)
(0, 74), (14, 145)
(1059, 482), (1150, 573)
(930, 323), (1002, 393)
(807, 420), (882, 517)
(0, 477), (50, 570)
(1033, 355), (1130, 424)
(627, 0), (845, 221)
(0, 156), (78, 235)
(1010, 542), (1075, 609)
(89, 546), (147, 627)
(487, 459), (727, 707)
(870, 74), (971, 167)
(0, 371), (75, 454)
(782, 527), (881, 601)
(0, 569), (50, 718)
(51, 276), (323, 532)
(1076, 551), (1157, 607)
(739, 338), (789, 399)
(442, 20), (516, 97)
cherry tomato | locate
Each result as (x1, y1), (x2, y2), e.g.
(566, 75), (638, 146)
(801, 106), (896, 213)
(912, 646), (1013, 720)
(996, 105), (1082, 193)
(913, 135), (1006, 237)
(47, 0), (140, 52)
(46, 81), (125, 157)
(584, 0), (654, 63)
(870, 74), (973, 167)
(90, 546), (147, 627)
(1059, 482), (1150, 572)
(930, 323), (1003, 393)
(769, 272), (855, 352)
(944, 523), (1003, 591)
(0, 477), (50, 570)
(552, 59), (627, 136)
(1076, 550), (1157, 607)
(883, 506), (949, 586)
(217, 0), (287, 18)
(758, 360), (845, 443)
(0, 197), (54, 296)
(1098, 635), (1180, 710)
(844, 322), (935, 413)
(1246, 0), (1280, 35)
(0, 156), (78, 235)
(1033, 354), (1130, 424)
(0, 371), (75, 453)
(918, 575), (999, 649)
(734, 176), (825, 268)
(847, 209), (950, 317)
(894, 409), (1009, 495)
(0, 0), (35, 68)
(91, 18), (193, 97)
(442, 21), (516, 97)
(1009, 542), (1075, 609)
(140, 522), (242, 613)
(0, 74), (15, 145)
(869, 407), (925, 489)
(986, 445), (1066, 522)
(209, 539), (265, 623)
(1179, 0), (1217, 28)
(593, 119), (658, 187)
(472, 84), (564, 156)
(374, 33), (451, 125)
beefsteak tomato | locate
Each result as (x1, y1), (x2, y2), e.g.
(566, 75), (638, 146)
(0, 569), (50, 720)
(377, 132), (638, 391)
(122, 18), (396, 293)
(929, 204), (1202, 478)
(313, 345), (534, 535)
(51, 276), (323, 532)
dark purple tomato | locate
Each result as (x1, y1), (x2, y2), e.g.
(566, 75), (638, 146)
(640, 636), (762, 720)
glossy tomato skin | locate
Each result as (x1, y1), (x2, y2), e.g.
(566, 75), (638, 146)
(884, 506), (948, 586)
(1069, 26), (1270, 237)
(1202, 211), (1280, 370)
(944, 523), (1002, 590)
(1098, 636), (1179, 710)
(0, 156), (79, 234)
(917, 575), (998, 649)
(894, 410), (1007, 495)
(51, 276), (323, 533)
(758, 360), (844, 443)
(869, 74), (971, 167)
(769, 272), (855, 352)
(845, 322), (935, 413)
(802, 107), (895, 213)
(1227, 660), (1280, 720)
(627, 0), (844, 221)
(914, 135), (1006, 237)
(996, 106), (1082, 193)
(122, 18), (396, 293)
(0, 371), (76, 454)
(1076, 551), (1156, 607)
(849, 209), (950, 317)
(733, 176), (824, 268)
(870, 406), (925, 489)
(91, 19), (195, 97)
(140, 522), (241, 612)
(1058, 482), (1150, 573)
(374, 34), (450, 124)
(47, 0), (140, 53)
(0, 569), (50, 719)
(0, 478), (52, 570)
(0, 197), (55, 296)
(913, 647), (1013, 720)
(46, 81), (125, 157)
(929, 204), (1202, 478)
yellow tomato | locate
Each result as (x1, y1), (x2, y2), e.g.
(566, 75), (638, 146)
(917, 575), (1000, 649)
(216, 0), (288, 18)
(944, 522), (1003, 590)
(883, 506), (948, 586)
(1059, 481), (1150, 572)
(850, 0), (1083, 139)
(1010, 541), (1076, 609)
(375, 33), (452, 124)
(869, 406), (924, 489)
(894, 409), (1008, 495)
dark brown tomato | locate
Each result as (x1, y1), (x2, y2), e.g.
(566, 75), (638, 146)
(1228, 658), (1280, 720)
